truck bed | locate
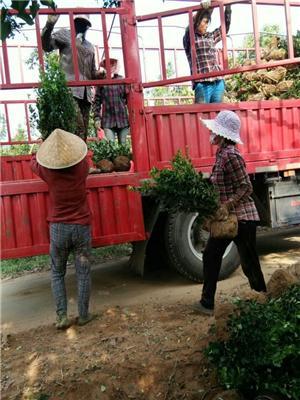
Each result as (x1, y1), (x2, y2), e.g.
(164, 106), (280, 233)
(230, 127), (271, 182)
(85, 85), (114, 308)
(1, 99), (300, 259)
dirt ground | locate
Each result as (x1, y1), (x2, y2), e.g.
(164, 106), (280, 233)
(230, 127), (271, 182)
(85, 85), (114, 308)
(1, 228), (300, 400)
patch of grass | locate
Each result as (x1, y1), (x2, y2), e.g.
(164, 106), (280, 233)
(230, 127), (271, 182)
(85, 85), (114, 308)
(1, 255), (50, 278)
(1, 244), (132, 279)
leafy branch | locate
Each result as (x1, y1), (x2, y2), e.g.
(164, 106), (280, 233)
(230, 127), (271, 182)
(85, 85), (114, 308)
(0, 0), (56, 41)
(134, 151), (219, 222)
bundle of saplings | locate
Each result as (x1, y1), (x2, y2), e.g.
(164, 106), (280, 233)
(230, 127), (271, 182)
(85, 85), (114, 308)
(88, 140), (132, 173)
(205, 284), (300, 399)
(30, 54), (77, 140)
(135, 151), (219, 223)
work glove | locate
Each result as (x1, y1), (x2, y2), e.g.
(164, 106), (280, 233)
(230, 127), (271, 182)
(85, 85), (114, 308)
(200, 0), (211, 9)
(47, 14), (60, 26)
(94, 119), (102, 130)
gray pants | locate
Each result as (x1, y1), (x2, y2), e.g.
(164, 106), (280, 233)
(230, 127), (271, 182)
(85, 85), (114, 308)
(50, 223), (91, 318)
(104, 126), (130, 145)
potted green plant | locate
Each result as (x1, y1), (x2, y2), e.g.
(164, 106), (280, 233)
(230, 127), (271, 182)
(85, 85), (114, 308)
(30, 54), (77, 140)
(113, 141), (132, 172)
(88, 140), (132, 173)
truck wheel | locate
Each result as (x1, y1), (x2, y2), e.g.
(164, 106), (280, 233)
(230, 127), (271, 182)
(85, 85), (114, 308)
(164, 211), (240, 282)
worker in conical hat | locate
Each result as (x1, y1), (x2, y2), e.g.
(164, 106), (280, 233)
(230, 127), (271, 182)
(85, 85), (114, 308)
(31, 129), (96, 329)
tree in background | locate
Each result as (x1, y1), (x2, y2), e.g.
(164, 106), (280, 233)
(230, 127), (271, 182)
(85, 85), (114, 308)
(0, 113), (7, 140)
(145, 61), (193, 105)
(0, 125), (32, 156)
(0, 0), (56, 40)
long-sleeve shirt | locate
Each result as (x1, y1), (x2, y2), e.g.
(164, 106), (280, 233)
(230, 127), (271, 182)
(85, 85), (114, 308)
(210, 145), (259, 221)
(183, 9), (231, 83)
(93, 74), (129, 129)
(41, 23), (97, 103)
(31, 156), (91, 225)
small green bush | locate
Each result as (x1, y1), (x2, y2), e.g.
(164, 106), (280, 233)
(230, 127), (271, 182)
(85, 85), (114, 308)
(135, 150), (218, 222)
(205, 285), (300, 399)
(88, 140), (132, 164)
(30, 54), (77, 140)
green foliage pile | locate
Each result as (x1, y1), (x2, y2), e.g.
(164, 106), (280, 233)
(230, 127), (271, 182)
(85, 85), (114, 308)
(206, 285), (300, 399)
(1, 0), (56, 41)
(88, 139), (132, 164)
(30, 55), (77, 140)
(280, 67), (300, 100)
(136, 151), (218, 222)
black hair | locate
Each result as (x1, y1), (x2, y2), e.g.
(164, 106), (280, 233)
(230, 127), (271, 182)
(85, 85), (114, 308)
(74, 19), (89, 34)
(193, 8), (212, 31)
(223, 138), (236, 146)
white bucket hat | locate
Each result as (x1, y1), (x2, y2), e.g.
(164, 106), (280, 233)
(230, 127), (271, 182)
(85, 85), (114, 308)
(200, 110), (243, 144)
(37, 129), (88, 169)
(74, 14), (91, 27)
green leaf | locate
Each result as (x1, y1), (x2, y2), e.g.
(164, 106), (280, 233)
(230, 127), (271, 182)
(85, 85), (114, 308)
(29, 1), (39, 18)
(0, 20), (12, 41)
(17, 12), (34, 25)
(10, 1), (30, 13)
(40, 0), (57, 9)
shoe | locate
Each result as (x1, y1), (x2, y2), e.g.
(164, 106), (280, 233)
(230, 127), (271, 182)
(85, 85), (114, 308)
(56, 314), (71, 329)
(77, 313), (97, 326)
(192, 302), (214, 316)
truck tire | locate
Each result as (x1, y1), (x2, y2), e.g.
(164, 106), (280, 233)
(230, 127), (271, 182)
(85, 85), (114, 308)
(164, 211), (240, 282)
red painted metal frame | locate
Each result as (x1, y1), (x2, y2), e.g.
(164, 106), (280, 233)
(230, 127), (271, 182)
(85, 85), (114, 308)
(137, 0), (300, 89)
(1, 0), (300, 260)
(1, 173), (146, 259)
(144, 99), (300, 174)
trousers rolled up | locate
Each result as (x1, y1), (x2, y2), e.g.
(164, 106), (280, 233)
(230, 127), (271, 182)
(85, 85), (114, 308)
(201, 221), (266, 309)
(50, 223), (92, 318)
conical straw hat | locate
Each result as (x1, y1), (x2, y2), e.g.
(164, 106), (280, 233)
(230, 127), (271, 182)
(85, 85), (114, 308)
(37, 129), (88, 169)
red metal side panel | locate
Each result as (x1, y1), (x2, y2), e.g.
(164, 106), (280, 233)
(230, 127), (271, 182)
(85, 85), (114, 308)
(145, 99), (300, 174)
(1, 155), (38, 181)
(1, 173), (146, 259)
(1, 152), (95, 182)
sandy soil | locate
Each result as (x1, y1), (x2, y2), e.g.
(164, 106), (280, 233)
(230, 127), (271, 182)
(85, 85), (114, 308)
(1, 227), (300, 400)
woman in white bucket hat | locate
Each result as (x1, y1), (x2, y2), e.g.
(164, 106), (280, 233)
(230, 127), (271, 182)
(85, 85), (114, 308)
(193, 110), (266, 315)
(31, 129), (96, 328)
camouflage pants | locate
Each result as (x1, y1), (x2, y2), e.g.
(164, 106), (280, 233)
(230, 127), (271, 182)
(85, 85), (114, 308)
(74, 97), (91, 141)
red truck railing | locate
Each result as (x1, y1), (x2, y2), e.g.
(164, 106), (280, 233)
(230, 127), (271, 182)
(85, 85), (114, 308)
(1, 0), (300, 260)
(137, 0), (300, 89)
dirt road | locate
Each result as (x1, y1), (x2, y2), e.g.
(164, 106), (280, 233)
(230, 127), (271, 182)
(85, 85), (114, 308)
(2, 227), (300, 333)
(1, 227), (300, 400)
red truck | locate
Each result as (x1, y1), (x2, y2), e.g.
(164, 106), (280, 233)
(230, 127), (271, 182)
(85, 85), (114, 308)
(1, 0), (300, 282)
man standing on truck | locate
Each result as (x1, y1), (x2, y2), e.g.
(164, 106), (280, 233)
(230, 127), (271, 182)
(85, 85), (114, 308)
(93, 58), (130, 145)
(41, 14), (105, 141)
(31, 129), (95, 329)
(183, 0), (232, 103)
